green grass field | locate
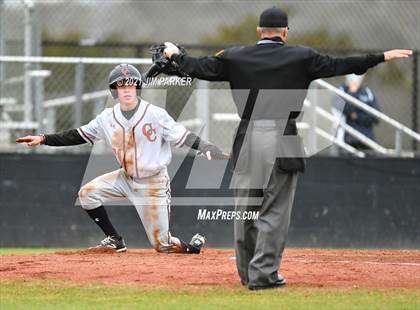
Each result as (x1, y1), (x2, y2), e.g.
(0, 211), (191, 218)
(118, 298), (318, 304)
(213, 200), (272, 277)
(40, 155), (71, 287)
(1, 280), (419, 310)
(1, 249), (419, 310)
(0, 248), (66, 255)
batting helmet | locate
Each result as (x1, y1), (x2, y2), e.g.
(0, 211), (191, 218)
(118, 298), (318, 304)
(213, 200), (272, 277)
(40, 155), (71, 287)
(108, 64), (143, 99)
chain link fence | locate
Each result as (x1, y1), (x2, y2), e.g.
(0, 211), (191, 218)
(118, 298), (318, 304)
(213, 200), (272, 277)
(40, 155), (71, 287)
(1, 0), (419, 153)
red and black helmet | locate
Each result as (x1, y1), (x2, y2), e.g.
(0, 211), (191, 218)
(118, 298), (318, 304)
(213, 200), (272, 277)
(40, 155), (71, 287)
(108, 64), (142, 99)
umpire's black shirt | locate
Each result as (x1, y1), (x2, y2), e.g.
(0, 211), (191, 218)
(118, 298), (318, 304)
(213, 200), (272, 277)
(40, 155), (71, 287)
(171, 37), (384, 172)
(172, 37), (384, 120)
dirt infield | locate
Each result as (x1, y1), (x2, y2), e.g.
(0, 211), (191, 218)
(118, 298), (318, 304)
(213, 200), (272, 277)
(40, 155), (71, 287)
(1, 249), (419, 288)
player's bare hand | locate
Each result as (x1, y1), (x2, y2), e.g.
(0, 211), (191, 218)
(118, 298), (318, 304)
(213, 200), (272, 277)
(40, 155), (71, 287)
(384, 49), (412, 62)
(16, 135), (45, 146)
(163, 42), (180, 59)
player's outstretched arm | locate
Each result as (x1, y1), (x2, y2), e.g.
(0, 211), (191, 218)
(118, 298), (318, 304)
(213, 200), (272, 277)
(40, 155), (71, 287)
(16, 129), (87, 147)
(16, 135), (45, 146)
(183, 132), (230, 160)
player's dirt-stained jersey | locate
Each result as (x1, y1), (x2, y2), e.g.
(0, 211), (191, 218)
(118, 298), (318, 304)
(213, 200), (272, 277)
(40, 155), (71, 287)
(77, 99), (190, 178)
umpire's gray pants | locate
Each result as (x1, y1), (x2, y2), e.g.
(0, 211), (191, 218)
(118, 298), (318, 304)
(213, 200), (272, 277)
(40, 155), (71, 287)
(232, 121), (299, 287)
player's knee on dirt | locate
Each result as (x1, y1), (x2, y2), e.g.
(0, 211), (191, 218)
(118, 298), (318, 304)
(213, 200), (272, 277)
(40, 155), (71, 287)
(154, 243), (166, 253)
(152, 235), (181, 253)
(152, 238), (168, 253)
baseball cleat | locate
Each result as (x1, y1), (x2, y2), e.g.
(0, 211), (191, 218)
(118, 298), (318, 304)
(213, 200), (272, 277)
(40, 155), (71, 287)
(93, 235), (127, 252)
(189, 233), (206, 251)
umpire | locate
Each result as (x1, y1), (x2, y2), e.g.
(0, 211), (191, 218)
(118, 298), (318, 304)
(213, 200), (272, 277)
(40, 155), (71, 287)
(163, 7), (412, 290)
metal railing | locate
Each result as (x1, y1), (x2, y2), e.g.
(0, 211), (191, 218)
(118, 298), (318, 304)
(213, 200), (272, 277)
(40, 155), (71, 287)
(212, 111), (365, 158)
(1, 55), (419, 158)
(0, 55), (152, 65)
(0, 56), (152, 134)
(314, 79), (420, 156)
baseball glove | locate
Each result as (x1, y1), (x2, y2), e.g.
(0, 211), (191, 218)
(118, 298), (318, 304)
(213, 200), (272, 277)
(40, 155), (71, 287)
(144, 43), (190, 79)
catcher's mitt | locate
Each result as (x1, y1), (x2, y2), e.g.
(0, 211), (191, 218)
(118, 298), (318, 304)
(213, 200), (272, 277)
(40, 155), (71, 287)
(144, 43), (190, 80)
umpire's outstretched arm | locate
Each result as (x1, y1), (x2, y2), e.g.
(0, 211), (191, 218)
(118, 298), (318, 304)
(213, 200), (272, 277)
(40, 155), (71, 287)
(170, 53), (228, 81)
(167, 44), (411, 82)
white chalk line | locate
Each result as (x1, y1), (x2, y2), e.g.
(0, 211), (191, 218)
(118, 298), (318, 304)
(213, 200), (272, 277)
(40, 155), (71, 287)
(228, 256), (420, 267)
(290, 252), (420, 258)
(289, 259), (420, 267)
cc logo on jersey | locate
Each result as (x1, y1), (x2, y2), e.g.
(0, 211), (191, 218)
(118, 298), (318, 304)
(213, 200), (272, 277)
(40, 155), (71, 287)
(142, 123), (157, 142)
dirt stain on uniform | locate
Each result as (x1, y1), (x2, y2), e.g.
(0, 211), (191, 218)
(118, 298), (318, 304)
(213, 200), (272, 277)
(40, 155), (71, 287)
(111, 127), (125, 171)
(125, 129), (136, 176)
(111, 126), (139, 177)
(79, 171), (121, 199)
(147, 182), (160, 251)
(111, 127), (124, 149)
(79, 183), (96, 198)
(153, 227), (160, 252)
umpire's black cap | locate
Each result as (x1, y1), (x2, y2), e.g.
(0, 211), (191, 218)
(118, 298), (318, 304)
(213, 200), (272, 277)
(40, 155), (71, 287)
(259, 6), (288, 28)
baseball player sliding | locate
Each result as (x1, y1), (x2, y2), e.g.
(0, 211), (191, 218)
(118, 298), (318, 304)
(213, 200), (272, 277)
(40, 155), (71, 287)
(17, 64), (228, 254)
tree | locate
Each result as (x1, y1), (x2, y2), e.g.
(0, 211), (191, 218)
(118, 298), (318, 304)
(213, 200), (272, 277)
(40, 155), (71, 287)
(203, 15), (353, 50)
